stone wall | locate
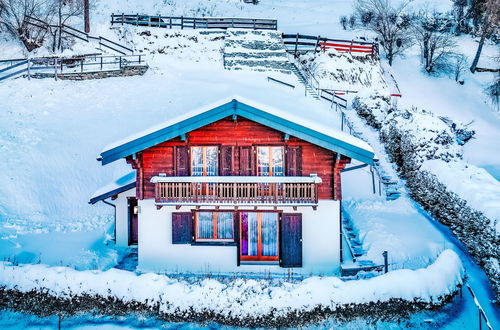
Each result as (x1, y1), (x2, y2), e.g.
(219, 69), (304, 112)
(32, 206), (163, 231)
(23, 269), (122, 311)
(30, 65), (149, 81)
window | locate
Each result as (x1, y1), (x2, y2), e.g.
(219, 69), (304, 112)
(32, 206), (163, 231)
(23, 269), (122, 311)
(195, 211), (234, 242)
(191, 146), (218, 176)
(257, 146), (284, 176)
(240, 212), (279, 261)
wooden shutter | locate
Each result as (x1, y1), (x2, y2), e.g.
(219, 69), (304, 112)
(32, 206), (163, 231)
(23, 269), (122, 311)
(220, 146), (233, 176)
(286, 146), (302, 176)
(175, 146), (189, 176)
(280, 213), (302, 268)
(239, 146), (255, 176)
(172, 212), (192, 244)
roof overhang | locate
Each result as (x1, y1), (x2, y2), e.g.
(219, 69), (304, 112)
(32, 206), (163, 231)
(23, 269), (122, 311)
(89, 182), (136, 204)
(99, 99), (375, 165)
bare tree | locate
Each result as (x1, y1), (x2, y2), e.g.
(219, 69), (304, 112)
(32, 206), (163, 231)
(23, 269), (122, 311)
(469, 0), (499, 73)
(0, 0), (54, 51)
(412, 10), (456, 74)
(49, 0), (84, 51)
(452, 53), (468, 82)
(355, 0), (413, 65)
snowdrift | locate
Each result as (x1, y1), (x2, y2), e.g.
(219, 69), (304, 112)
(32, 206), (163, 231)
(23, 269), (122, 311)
(0, 250), (463, 325)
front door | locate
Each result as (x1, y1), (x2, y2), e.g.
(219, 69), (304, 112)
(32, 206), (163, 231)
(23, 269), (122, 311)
(240, 212), (279, 262)
(128, 198), (138, 245)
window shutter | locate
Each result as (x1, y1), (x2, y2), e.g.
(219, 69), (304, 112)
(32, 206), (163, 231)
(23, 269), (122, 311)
(220, 146), (233, 176)
(175, 146), (189, 176)
(172, 212), (192, 244)
(286, 146), (302, 176)
(239, 146), (255, 176)
(280, 213), (302, 268)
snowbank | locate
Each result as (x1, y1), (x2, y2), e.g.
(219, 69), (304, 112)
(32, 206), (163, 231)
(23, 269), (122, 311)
(420, 160), (500, 228)
(0, 249), (463, 322)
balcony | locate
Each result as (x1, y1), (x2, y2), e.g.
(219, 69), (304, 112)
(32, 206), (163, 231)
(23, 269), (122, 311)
(151, 175), (322, 206)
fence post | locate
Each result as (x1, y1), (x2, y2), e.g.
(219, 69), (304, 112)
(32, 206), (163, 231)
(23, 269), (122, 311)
(350, 40), (353, 54)
(231, 18), (234, 28)
(315, 35), (320, 53)
(194, 18), (196, 29)
(100, 56), (103, 70)
(54, 58), (58, 81)
(169, 17), (172, 29)
(80, 59), (83, 72)
(121, 13), (124, 26)
(119, 56), (122, 69)
(341, 111), (344, 131)
(27, 59), (31, 80)
(139, 55), (141, 64)
(181, 16), (184, 29)
(148, 16), (151, 27)
(253, 19), (256, 30)
(136, 13), (139, 26)
(383, 251), (388, 273)
(111, 13), (114, 26)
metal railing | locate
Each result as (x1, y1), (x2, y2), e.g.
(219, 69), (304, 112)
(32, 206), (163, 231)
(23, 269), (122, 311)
(0, 54), (144, 82)
(152, 176), (320, 205)
(25, 16), (133, 55)
(111, 13), (278, 31)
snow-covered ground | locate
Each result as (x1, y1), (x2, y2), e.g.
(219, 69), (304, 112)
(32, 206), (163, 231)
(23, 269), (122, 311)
(1, 0), (499, 328)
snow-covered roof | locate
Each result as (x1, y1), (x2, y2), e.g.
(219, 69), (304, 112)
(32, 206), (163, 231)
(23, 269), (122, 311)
(100, 96), (375, 165)
(89, 171), (136, 204)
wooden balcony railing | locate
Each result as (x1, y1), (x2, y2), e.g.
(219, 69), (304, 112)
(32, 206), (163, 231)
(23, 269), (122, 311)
(151, 175), (322, 205)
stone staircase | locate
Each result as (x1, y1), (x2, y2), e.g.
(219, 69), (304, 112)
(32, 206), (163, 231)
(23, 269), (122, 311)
(288, 62), (320, 99)
(223, 30), (292, 73)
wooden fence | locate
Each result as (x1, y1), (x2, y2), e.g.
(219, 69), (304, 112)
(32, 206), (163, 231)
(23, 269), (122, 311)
(282, 33), (378, 57)
(111, 14), (278, 30)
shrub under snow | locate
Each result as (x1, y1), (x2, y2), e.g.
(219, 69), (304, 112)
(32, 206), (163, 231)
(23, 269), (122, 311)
(0, 250), (463, 326)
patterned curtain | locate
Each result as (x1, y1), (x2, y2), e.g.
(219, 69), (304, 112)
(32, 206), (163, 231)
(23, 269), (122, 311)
(197, 212), (213, 239)
(217, 212), (234, 239)
(261, 212), (278, 256)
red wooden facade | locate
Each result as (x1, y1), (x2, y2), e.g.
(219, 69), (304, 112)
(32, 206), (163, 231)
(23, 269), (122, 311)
(127, 116), (350, 201)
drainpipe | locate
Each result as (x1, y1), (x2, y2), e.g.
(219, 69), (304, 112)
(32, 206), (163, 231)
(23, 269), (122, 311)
(102, 199), (116, 243)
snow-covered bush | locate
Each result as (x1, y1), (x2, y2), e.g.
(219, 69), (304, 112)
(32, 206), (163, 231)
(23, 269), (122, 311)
(300, 52), (387, 91)
(380, 107), (462, 173)
(0, 250), (464, 326)
(352, 90), (391, 129)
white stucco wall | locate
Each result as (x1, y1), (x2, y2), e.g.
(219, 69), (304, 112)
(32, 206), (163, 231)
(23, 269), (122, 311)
(114, 188), (137, 247)
(135, 199), (340, 276)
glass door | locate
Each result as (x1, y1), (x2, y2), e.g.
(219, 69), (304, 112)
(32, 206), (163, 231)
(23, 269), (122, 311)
(240, 212), (279, 262)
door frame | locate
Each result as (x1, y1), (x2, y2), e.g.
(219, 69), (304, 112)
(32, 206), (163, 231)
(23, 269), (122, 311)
(127, 197), (138, 245)
(239, 211), (281, 262)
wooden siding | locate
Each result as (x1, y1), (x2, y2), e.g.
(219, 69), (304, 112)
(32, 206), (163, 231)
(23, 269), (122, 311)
(129, 117), (349, 200)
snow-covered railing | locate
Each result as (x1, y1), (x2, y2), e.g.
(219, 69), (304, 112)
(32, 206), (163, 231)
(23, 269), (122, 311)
(111, 14), (278, 31)
(25, 16), (133, 55)
(0, 54), (145, 82)
(151, 175), (321, 205)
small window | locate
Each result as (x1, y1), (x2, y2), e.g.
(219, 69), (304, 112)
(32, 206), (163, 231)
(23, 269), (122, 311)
(257, 146), (284, 176)
(195, 212), (234, 242)
(191, 146), (218, 176)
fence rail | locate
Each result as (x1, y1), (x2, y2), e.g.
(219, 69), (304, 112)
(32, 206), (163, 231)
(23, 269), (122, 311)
(111, 13), (278, 30)
(282, 33), (378, 57)
(0, 54), (144, 82)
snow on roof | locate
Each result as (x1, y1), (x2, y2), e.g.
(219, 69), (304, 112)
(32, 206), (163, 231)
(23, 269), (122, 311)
(101, 95), (374, 164)
(89, 171), (136, 204)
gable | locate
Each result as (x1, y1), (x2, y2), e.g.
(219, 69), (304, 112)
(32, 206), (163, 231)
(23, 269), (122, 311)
(100, 99), (374, 165)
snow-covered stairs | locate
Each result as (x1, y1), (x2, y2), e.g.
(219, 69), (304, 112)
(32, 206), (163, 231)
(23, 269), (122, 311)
(341, 210), (381, 277)
(223, 30), (292, 73)
(289, 62), (320, 99)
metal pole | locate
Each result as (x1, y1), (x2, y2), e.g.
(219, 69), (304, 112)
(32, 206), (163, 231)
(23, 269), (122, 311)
(383, 251), (388, 273)
(54, 59), (58, 81)
(371, 166), (376, 194)
(27, 58), (31, 80)
(341, 112), (344, 131)
(84, 0), (90, 33)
